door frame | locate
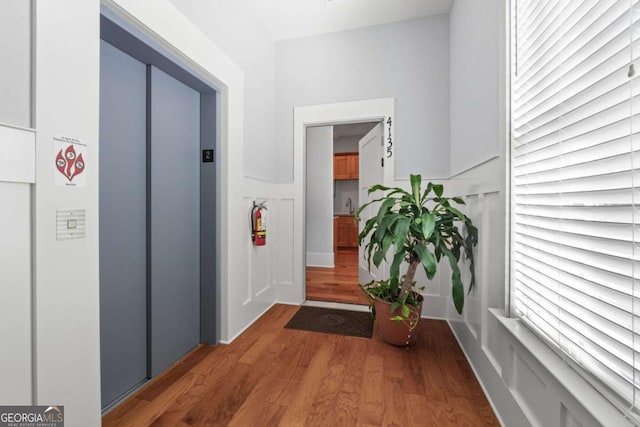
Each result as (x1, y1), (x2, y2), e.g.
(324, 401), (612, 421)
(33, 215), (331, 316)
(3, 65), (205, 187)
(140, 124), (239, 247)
(292, 98), (395, 303)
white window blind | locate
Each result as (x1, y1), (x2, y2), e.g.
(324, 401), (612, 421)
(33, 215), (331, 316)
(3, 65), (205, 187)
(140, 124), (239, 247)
(511, 0), (640, 418)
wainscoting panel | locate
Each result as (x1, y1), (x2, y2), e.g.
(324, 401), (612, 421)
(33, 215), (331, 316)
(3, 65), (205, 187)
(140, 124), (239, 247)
(246, 197), (274, 305)
(275, 197), (296, 300)
(242, 196), (254, 306)
(0, 125), (35, 184)
(510, 347), (549, 427)
(0, 182), (32, 404)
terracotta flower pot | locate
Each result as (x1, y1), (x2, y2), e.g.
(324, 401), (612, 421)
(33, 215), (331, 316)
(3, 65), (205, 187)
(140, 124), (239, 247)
(373, 294), (424, 346)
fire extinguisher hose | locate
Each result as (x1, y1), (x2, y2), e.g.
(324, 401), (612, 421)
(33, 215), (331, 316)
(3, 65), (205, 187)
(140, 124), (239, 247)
(250, 204), (257, 242)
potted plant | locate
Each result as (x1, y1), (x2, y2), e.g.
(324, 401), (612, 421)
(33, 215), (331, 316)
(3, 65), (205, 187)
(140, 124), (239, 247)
(355, 174), (478, 346)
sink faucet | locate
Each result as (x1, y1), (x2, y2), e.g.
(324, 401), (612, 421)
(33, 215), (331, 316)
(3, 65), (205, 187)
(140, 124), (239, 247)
(346, 198), (353, 214)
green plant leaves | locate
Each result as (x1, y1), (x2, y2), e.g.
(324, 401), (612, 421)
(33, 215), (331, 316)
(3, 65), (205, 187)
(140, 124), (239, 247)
(402, 304), (411, 318)
(413, 244), (436, 279)
(447, 206), (466, 221)
(464, 219), (478, 293)
(433, 184), (443, 197)
(410, 174), (422, 204)
(441, 246), (464, 314)
(389, 252), (404, 293)
(376, 213), (400, 241)
(368, 184), (406, 194)
(381, 233), (393, 260)
(377, 198), (396, 225)
(421, 212), (435, 240)
(421, 182), (433, 201)
(358, 217), (377, 244)
(373, 250), (384, 267)
(394, 217), (410, 253)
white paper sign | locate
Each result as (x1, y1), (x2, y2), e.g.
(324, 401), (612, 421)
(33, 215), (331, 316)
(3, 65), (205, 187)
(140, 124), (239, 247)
(53, 136), (87, 188)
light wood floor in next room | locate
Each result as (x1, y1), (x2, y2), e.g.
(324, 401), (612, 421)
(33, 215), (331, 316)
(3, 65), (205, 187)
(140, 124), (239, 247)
(103, 304), (499, 427)
(306, 248), (368, 305)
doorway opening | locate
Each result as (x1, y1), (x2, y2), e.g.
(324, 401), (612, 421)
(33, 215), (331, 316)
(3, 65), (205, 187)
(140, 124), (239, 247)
(292, 98), (395, 306)
(305, 121), (381, 305)
(99, 16), (218, 412)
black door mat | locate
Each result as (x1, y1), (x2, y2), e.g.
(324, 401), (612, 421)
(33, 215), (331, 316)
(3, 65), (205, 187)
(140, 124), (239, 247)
(284, 306), (373, 338)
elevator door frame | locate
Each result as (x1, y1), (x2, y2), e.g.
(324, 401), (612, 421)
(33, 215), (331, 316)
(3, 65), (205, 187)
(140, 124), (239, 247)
(99, 14), (219, 412)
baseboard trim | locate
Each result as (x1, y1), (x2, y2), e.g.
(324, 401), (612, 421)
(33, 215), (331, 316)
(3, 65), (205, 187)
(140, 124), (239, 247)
(306, 252), (334, 268)
(220, 302), (276, 344)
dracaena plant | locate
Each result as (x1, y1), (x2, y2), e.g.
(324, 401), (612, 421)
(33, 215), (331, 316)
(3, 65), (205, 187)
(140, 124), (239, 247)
(355, 174), (478, 315)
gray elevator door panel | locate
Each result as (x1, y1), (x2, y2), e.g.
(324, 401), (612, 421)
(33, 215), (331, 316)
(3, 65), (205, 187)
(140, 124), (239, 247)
(99, 41), (148, 408)
(150, 66), (201, 376)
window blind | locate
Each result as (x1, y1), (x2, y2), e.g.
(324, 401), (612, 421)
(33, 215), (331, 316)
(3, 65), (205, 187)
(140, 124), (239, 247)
(511, 0), (640, 417)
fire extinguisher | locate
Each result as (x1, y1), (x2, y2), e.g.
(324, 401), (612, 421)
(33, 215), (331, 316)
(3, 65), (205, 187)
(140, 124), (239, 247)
(251, 201), (267, 246)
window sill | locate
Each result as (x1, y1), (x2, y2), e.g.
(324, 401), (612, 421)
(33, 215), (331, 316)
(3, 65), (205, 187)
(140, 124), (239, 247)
(490, 308), (634, 427)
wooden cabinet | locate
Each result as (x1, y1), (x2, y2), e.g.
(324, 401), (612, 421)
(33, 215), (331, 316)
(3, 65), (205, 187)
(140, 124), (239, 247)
(334, 152), (359, 180)
(333, 154), (350, 180)
(349, 154), (359, 179)
(335, 216), (359, 248)
(336, 218), (350, 247)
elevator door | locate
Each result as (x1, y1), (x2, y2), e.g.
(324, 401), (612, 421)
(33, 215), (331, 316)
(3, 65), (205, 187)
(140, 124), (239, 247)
(149, 66), (201, 376)
(100, 44), (202, 409)
(99, 40), (148, 408)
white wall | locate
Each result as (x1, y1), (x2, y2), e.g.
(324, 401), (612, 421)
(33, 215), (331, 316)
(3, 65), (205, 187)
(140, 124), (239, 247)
(275, 15), (450, 182)
(167, 0), (277, 181)
(449, 0), (500, 175)
(333, 135), (359, 153)
(0, 1), (31, 127)
(305, 126), (334, 267)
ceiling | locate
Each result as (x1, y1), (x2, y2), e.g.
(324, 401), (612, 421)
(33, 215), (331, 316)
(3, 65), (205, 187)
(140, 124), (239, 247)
(248, 0), (454, 41)
(333, 122), (378, 139)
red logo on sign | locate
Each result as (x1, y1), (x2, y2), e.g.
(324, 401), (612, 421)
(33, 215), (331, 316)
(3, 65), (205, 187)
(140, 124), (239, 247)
(55, 145), (85, 182)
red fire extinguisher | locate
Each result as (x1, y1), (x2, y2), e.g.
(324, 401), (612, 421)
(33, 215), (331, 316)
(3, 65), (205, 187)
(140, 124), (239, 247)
(251, 201), (267, 246)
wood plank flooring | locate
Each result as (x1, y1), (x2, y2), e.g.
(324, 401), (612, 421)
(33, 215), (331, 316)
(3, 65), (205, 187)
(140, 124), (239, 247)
(306, 248), (368, 305)
(103, 304), (499, 427)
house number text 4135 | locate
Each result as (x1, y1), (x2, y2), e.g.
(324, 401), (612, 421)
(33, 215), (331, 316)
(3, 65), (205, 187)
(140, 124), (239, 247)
(386, 117), (393, 158)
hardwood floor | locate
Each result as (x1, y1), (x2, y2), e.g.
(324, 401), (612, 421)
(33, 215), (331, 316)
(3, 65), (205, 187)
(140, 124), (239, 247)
(103, 304), (499, 427)
(306, 248), (368, 305)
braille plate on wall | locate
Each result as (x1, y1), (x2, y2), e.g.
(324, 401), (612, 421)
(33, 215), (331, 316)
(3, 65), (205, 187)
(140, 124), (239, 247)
(56, 209), (86, 240)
